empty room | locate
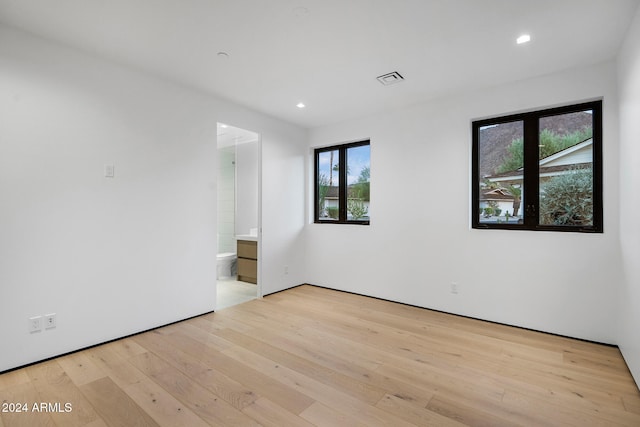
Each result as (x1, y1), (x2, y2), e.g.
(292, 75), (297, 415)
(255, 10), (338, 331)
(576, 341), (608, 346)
(1, 1), (640, 426)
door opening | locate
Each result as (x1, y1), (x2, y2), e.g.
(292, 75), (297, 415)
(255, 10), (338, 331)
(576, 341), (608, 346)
(216, 122), (261, 309)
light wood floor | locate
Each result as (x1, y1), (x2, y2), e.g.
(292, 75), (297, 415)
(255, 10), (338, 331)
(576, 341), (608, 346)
(1, 285), (639, 426)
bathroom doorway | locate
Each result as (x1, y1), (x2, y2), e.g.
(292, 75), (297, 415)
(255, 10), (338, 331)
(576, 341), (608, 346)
(216, 123), (260, 309)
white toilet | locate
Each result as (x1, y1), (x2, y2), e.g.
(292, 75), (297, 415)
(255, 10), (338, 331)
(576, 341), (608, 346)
(217, 252), (237, 279)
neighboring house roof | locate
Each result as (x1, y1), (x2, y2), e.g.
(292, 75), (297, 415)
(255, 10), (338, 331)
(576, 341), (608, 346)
(539, 138), (592, 168)
(324, 186), (339, 198)
(322, 184), (369, 199)
(480, 188), (514, 202)
(485, 138), (592, 183)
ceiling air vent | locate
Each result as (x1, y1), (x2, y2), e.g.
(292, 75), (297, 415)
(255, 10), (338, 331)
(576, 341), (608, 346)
(376, 71), (404, 86)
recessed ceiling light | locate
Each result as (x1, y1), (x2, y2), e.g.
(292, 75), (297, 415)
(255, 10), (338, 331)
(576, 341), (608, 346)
(516, 34), (531, 44)
(296, 102), (306, 109)
(219, 123), (228, 128)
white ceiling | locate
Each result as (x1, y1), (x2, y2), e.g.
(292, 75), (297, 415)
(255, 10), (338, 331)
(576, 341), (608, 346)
(1, 0), (638, 129)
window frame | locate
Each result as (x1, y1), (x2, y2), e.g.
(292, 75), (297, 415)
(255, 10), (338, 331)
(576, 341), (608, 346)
(471, 100), (603, 233)
(314, 140), (370, 225)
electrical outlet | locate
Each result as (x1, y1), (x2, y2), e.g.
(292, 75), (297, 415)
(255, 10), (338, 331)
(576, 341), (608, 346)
(450, 282), (459, 294)
(29, 316), (42, 333)
(284, 265), (289, 275)
(44, 313), (57, 329)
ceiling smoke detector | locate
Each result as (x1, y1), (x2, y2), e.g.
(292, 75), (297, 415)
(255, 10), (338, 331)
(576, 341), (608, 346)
(376, 71), (404, 86)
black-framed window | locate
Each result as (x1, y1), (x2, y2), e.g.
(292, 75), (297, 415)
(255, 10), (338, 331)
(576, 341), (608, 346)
(315, 140), (370, 225)
(472, 100), (602, 233)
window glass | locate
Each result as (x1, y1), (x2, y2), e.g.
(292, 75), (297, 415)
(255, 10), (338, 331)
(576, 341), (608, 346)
(538, 110), (594, 226)
(314, 141), (370, 224)
(477, 121), (524, 225)
(471, 100), (601, 232)
(346, 145), (370, 221)
(317, 149), (340, 220)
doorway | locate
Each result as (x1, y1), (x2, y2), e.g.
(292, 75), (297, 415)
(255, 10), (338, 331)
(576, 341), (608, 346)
(216, 123), (260, 309)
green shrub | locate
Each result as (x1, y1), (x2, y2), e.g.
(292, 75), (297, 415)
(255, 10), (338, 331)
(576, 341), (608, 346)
(347, 198), (368, 220)
(539, 167), (593, 226)
(326, 206), (339, 219)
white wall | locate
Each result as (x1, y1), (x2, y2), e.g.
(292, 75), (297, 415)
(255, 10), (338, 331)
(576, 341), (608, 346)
(306, 61), (622, 344)
(0, 25), (306, 372)
(236, 140), (259, 236)
(617, 4), (640, 386)
(258, 123), (308, 295)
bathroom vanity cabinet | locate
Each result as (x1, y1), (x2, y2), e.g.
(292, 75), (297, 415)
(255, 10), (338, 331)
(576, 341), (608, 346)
(237, 239), (257, 284)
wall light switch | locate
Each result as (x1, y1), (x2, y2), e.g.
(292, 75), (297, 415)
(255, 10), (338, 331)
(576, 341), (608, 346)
(104, 164), (115, 178)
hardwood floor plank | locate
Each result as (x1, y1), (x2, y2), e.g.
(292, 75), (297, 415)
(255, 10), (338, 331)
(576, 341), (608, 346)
(223, 300), (431, 380)
(0, 370), (30, 392)
(221, 314), (520, 412)
(290, 286), (620, 364)
(0, 382), (56, 427)
(169, 321), (235, 352)
(159, 331), (315, 415)
(506, 384), (640, 426)
(122, 378), (210, 427)
(563, 349), (635, 377)
(79, 377), (159, 427)
(212, 326), (387, 405)
(623, 392), (640, 415)
(131, 333), (259, 411)
(26, 360), (101, 426)
(185, 315), (229, 333)
(128, 351), (260, 426)
(241, 397), (315, 427)
(84, 344), (148, 389)
(235, 321), (436, 407)
(198, 312), (255, 333)
(375, 362), (506, 413)
(56, 352), (107, 387)
(215, 299), (319, 333)
(299, 401), (369, 427)
(283, 288), (566, 366)
(278, 314), (509, 403)
(495, 356), (637, 404)
(222, 344), (416, 426)
(375, 393), (467, 427)
(270, 292), (511, 362)
(426, 394), (519, 427)
(283, 287), (640, 415)
(108, 338), (147, 360)
(500, 388), (640, 426)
